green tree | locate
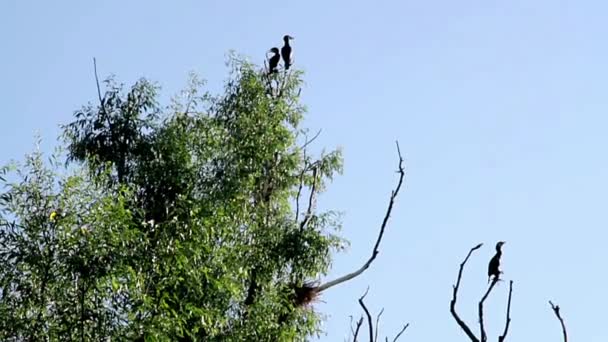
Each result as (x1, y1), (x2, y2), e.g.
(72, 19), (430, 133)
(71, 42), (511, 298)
(2, 56), (400, 341)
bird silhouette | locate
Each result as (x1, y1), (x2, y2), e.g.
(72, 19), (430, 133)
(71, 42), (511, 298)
(487, 241), (505, 283)
(281, 35), (294, 70)
(267, 47), (281, 74)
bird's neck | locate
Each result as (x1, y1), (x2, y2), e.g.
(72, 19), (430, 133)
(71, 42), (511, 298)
(284, 40), (291, 47)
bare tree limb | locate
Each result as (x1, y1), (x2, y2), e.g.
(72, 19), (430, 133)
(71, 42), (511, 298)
(450, 243), (483, 342)
(374, 308), (384, 342)
(549, 301), (567, 342)
(300, 129), (322, 151)
(298, 165), (318, 232)
(479, 277), (499, 342)
(390, 323), (410, 342)
(93, 58), (104, 109)
(352, 316), (364, 342)
(348, 287), (410, 342)
(498, 281), (514, 342)
(358, 287), (374, 342)
(317, 141), (405, 293)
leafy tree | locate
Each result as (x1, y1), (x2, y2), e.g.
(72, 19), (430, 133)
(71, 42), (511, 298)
(0, 57), (359, 341)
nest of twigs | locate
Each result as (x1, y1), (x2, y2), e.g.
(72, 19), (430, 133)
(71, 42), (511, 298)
(290, 281), (320, 308)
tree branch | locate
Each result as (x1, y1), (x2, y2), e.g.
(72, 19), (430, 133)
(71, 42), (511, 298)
(549, 301), (567, 342)
(350, 287), (409, 342)
(390, 323), (410, 342)
(317, 141), (405, 293)
(358, 287), (374, 342)
(450, 243), (483, 342)
(498, 281), (514, 342)
(298, 166), (318, 232)
(478, 277), (499, 342)
(374, 308), (384, 342)
(352, 316), (364, 342)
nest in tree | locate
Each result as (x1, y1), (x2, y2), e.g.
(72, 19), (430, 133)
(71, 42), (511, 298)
(290, 282), (320, 308)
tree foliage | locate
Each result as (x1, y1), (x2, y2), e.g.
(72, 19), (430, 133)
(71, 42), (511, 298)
(1, 57), (346, 341)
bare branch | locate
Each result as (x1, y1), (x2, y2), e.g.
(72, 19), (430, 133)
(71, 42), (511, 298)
(298, 166), (318, 232)
(93, 58), (104, 107)
(349, 287), (409, 342)
(450, 243), (483, 342)
(374, 308), (384, 342)
(300, 129), (322, 150)
(549, 301), (567, 342)
(294, 151), (308, 222)
(478, 277), (499, 342)
(498, 281), (514, 342)
(352, 316), (364, 342)
(358, 288), (374, 342)
(317, 141), (405, 293)
(391, 323), (410, 342)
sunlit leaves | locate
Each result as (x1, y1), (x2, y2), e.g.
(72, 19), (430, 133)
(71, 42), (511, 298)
(1, 56), (344, 341)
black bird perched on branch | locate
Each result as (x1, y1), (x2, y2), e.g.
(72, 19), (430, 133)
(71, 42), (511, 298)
(268, 47), (281, 74)
(281, 35), (294, 70)
(487, 241), (506, 283)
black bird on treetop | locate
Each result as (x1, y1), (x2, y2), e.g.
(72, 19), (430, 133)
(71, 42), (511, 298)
(487, 241), (506, 283)
(281, 35), (294, 70)
(268, 47), (281, 74)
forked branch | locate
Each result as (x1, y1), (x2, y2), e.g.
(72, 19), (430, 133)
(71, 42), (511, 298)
(451, 243), (514, 342)
(450, 243), (483, 342)
(350, 287), (409, 342)
(549, 301), (567, 342)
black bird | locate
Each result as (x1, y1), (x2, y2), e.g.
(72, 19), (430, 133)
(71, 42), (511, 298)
(268, 47), (281, 74)
(487, 241), (506, 283)
(281, 35), (294, 70)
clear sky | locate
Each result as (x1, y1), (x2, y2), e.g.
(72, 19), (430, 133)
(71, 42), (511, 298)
(2, 1), (607, 341)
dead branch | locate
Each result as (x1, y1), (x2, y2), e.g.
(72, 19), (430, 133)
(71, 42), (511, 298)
(350, 287), (409, 342)
(351, 315), (364, 342)
(549, 301), (567, 342)
(389, 323), (410, 342)
(498, 281), (514, 342)
(298, 166), (318, 232)
(450, 243), (483, 342)
(479, 277), (499, 342)
(358, 288), (374, 342)
(374, 308), (384, 342)
(300, 129), (322, 151)
(316, 141), (405, 293)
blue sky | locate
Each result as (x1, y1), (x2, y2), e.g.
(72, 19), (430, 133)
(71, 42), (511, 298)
(2, 1), (608, 340)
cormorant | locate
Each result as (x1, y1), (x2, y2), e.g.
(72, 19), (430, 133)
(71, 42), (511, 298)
(281, 35), (294, 70)
(487, 241), (506, 283)
(268, 47), (281, 74)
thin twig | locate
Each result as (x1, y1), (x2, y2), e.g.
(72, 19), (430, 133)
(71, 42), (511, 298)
(549, 301), (567, 342)
(374, 308), (384, 342)
(358, 288), (374, 342)
(450, 243), (483, 342)
(317, 141), (405, 293)
(391, 323), (410, 342)
(298, 166), (318, 231)
(479, 277), (499, 342)
(352, 316), (364, 342)
(93, 58), (104, 107)
(498, 281), (514, 342)
(294, 150), (307, 222)
(300, 129), (322, 150)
